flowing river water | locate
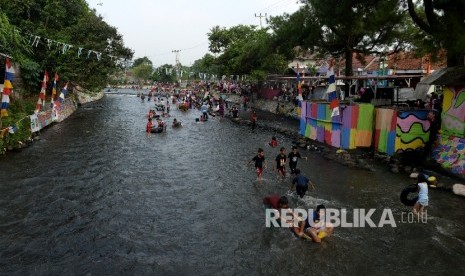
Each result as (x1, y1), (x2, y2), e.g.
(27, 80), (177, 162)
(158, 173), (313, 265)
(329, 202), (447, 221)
(1, 90), (465, 275)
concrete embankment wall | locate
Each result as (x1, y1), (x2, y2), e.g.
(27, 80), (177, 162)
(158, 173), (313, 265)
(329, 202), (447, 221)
(77, 91), (105, 105)
(225, 94), (298, 119)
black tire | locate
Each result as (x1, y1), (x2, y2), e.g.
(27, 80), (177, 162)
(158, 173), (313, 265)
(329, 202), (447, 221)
(400, 184), (418, 207)
(150, 127), (164, 133)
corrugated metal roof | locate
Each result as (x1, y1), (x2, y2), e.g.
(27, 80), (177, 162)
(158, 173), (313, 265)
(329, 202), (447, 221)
(418, 67), (465, 86)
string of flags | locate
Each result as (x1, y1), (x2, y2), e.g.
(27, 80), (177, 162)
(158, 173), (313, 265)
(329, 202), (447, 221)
(20, 28), (130, 66)
(157, 68), (246, 81)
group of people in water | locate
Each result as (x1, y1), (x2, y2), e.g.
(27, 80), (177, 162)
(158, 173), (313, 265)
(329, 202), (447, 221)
(145, 97), (183, 134)
(143, 88), (238, 133)
(249, 140), (326, 243)
(256, 141), (431, 243)
(263, 194), (334, 243)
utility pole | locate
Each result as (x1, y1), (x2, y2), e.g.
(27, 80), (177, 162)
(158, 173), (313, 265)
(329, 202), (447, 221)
(255, 13), (267, 28)
(172, 50), (181, 68)
(172, 50), (181, 82)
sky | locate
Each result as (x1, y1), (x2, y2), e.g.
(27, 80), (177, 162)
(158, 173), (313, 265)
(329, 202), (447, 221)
(86, 0), (301, 67)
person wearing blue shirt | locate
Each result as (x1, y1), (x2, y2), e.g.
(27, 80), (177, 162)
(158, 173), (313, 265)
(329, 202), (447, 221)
(290, 169), (314, 198)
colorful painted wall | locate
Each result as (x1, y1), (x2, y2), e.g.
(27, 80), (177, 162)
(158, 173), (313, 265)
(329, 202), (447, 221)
(375, 108), (397, 155)
(30, 99), (77, 132)
(432, 86), (465, 176)
(395, 110), (431, 153)
(375, 109), (430, 155)
(441, 86), (465, 138)
(300, 102), (374, 149)
(56, 99), (77, 122)
(432, 134), (465, 175)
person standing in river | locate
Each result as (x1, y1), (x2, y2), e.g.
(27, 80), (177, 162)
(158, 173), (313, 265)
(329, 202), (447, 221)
(290, 169), (314, 198)
(251, 111), (257, 131)
(274, 147), (287, 180)
(146, 118), (153, 135)
(288, 146), (307, 175)
(248, 148), (267, 182)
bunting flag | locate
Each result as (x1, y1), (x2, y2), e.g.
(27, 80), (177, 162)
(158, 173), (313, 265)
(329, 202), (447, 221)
(296, 63), (303, 101)
(330, 98), (340, 117)
(35, 71), (49, 113)
(1, 58), (15, 117)
(54, 81), (69, 107)
(51, 73), (59, 104)
(326, 60), (337, 102)
(326, 60), (339, 117)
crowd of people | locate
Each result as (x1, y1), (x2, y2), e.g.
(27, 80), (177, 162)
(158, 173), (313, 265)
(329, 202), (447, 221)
(138, 81), (254, 135)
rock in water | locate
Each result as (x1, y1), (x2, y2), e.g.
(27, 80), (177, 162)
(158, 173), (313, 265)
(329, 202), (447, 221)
(452, 184), (465, 197)
(410, 172), (419, 179)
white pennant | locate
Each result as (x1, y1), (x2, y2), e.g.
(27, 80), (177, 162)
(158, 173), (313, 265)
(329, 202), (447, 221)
(47, 39), (53, 50)
(32, 36), (41, 47)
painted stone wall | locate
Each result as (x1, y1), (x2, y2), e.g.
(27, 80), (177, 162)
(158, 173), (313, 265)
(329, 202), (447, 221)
(431, 86), (465, 176)
(56, 99), (77, 122)
(395, 110), (431, 153)
(375, 109), (431, 156)
(30, 99), (77, 131)
(300, 102), (374, 149)
(432, 134), (465, 175)
(375, 108), (397, 155)
(441, 86), (465, 138)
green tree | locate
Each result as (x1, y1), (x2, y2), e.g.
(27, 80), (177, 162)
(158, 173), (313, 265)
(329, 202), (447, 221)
(406, 0), (465, 67)
(0, 0), (133, 93)
(207, 25), (288, 80)
(273, 0), (406, 77)
(0, 12), (31, 61)
(191, 53), (222, 80)
(132, 56), (152, 68)
(152, 64), (175, 83)
(131, 63), (153, 83)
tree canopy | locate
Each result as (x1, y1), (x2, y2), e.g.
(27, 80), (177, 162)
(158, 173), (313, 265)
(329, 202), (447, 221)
(406, 0), (465, 66)
(270, 0), (407, 76)
(206, 24), (288, 81)
(0, 0), (133, 93)
(132, 56), (152, 68)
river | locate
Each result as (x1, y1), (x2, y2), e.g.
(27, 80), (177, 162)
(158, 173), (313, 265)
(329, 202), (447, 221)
(1, 90), (465, 275)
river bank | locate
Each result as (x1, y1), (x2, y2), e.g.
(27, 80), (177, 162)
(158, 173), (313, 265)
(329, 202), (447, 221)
(0, 90), (104, 155)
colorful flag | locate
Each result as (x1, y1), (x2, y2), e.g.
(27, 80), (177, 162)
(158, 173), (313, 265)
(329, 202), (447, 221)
(326, 60), (337, 102)
(51, 73), (58, 103)
(326, 60), (339, 117)
(330, 98), (340, 117)
(1, 58), (15, 117)
(296, 63), (303, 101)
(35, 71), (49, 113)
(54, 81), (68, 107)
